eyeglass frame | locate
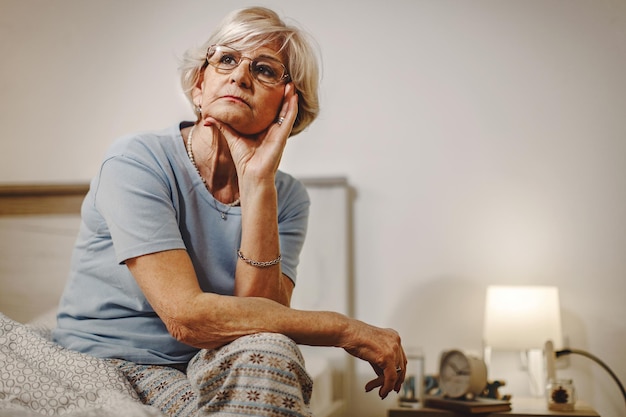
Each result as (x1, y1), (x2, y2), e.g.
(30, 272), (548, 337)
(204, 44), (291, 86)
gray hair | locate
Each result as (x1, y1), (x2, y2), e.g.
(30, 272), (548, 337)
(180, 7), (320, 136)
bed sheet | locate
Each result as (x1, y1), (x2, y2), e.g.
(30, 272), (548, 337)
(0, 313), (164, 417)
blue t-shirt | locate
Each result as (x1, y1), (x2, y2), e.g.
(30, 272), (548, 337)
(52, 122), (310, 364)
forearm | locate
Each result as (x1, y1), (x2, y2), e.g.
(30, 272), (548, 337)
(129, 250), (304, 348)
(235, 178), (290, 304)
(171, 292), (350, 350)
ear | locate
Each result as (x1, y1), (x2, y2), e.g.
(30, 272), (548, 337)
(191, 71), (205, 107)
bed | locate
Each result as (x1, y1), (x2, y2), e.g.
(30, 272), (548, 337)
(0, 178), (353, 417)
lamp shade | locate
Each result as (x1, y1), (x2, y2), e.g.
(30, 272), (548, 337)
(483, 285), (562, 350)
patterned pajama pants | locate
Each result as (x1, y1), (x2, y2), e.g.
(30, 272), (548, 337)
(107, 333), (313, 417)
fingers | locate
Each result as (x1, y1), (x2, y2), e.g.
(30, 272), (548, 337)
(382, 364), (404, 399)
(274, 83), (298, 130)
(202, 116), (236, 148)
(396, 349), (408, 393)
(363, 369), (404, 399)
(363, 360), (406, 399)
(365, 375), (384, 393)
(394, 363), (406, 394)
(356, 327), (406, 400)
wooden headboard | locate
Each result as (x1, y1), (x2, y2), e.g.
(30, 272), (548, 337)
(0, 183), (89, 216)
(0, 184), (87, 323)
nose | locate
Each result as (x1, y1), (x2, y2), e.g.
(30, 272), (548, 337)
(230, 57), (254, 87)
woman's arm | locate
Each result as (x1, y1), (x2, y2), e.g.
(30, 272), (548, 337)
(235, 177), (294, 306)
(127, 248), (406, 399)
(207, 84), (301, 306)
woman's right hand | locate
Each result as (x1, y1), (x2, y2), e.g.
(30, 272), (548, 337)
(203, 83), (298, 184)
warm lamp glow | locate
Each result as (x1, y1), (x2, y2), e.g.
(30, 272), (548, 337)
(483, 285), (563, 350)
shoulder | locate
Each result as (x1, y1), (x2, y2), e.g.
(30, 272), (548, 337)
(276, 171), (310, 205)
(104, 124), (182, 162)
(275, 171), (310, 224)
(93, 124), (186, 195)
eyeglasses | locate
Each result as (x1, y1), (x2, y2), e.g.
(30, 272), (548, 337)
(206, 45), (290, 86)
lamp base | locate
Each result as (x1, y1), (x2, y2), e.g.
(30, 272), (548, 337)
(525, 348), (545, 396)
(483, 346), (548, 397)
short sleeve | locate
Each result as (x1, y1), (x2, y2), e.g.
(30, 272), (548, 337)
(93, 153), (185, 264)
(276, 175), (310, 283)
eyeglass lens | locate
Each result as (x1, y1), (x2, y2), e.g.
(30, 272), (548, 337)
(207, 45), (287, 85)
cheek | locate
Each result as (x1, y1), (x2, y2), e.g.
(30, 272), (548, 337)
(257, 90), (284, 120)
(242, 93), (283, 135)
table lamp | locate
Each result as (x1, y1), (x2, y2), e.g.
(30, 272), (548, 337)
(483, 285), (563, 396)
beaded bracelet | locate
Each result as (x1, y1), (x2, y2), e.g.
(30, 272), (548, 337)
(236, 249), (282, 268)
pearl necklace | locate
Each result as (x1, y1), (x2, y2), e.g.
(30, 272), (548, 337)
(186, 125), (240, 219)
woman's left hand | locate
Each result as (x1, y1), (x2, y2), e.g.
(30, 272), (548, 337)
(341, 321), (406, 399)
(204, 83), (299, 181)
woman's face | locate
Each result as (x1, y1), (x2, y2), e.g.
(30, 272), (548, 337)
(192, 44), (287, 136)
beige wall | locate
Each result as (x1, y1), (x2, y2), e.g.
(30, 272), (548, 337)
(1, 1), (625, 416)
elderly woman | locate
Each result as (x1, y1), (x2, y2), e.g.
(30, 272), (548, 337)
(53, 7), (405, 417)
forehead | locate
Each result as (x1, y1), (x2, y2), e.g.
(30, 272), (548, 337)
(228, 40), (285, 61)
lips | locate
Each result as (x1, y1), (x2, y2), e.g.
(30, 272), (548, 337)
(221, 94), (251, 108)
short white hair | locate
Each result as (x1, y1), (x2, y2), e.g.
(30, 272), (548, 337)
(179, 7), (320, 136)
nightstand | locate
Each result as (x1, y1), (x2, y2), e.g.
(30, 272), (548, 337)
(387, 397), (600, 417)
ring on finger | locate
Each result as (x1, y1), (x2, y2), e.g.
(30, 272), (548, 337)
(277, 116), (285, 126)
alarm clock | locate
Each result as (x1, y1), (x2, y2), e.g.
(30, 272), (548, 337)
(438, 349), (488, 399)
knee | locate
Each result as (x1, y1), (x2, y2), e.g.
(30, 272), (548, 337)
(188, 332), (312, 397)
(227, 332), (306, 371)
(188, 333), (314, 416)
(240, 332), (303, 359)
(188, 332), (308, 380)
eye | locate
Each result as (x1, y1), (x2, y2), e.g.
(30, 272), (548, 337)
(219, 53), (239, 67)
(253, 61), (278, 78)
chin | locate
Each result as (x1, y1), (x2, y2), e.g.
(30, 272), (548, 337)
(209, 116), (271, 137)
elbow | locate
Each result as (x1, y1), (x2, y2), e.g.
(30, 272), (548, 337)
(155, 292), (202, 346)
(158, 300), (201, 346)
(159, 303), (226, 350)
(163, 315), (196, 345)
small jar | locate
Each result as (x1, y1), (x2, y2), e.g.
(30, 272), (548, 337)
(547, 378), (576, 411)
(398, 346), (425, 408)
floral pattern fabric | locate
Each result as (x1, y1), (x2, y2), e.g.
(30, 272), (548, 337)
(110, 332), (313, 417)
